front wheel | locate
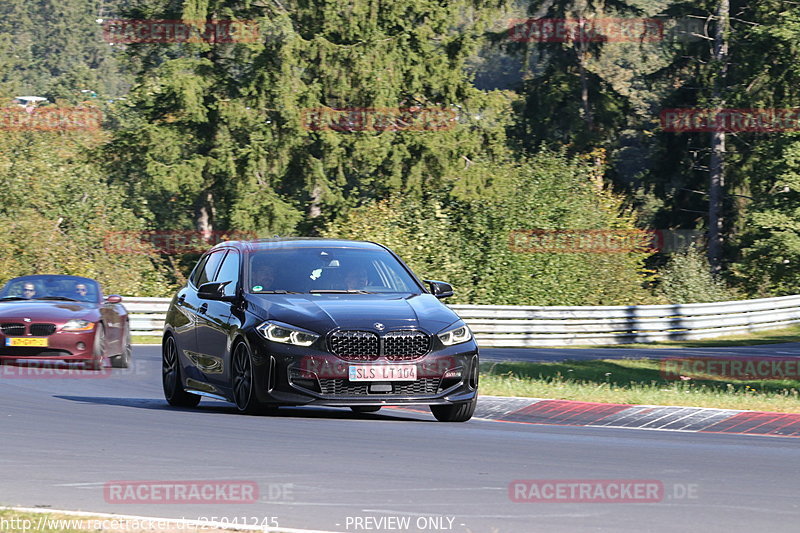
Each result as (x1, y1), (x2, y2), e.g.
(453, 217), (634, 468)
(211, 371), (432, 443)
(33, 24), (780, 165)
(84, 324), (105, 370)
(162, 336), (200, 407)
(430, 396), (477, 422)
(111, 327), (132, 368)
(232, 342), (267, 415)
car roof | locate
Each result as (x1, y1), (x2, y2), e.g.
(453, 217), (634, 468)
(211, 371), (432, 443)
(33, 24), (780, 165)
(210, 238), (387, 253)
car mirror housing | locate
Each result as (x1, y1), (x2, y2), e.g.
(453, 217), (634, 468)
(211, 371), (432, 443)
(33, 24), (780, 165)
(198, 281), (237, 302)
(105, 295), (123, 304)
(423, 280), (454, 299)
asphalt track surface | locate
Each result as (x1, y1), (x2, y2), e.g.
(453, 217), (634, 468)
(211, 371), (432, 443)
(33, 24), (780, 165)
(1, 346), (799, 533)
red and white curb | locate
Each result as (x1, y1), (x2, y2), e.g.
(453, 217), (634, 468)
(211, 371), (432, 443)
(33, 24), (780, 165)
(393, 396), (800, 437)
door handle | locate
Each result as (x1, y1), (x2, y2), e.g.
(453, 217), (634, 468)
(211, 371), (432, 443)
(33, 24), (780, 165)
(199, 303), (208, 314)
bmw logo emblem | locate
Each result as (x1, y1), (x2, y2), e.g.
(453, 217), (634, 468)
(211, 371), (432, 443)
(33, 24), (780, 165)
(374, 323), (385, 331)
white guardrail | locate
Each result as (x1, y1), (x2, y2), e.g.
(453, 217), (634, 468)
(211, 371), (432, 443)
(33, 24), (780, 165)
(124, 294), (800, 347)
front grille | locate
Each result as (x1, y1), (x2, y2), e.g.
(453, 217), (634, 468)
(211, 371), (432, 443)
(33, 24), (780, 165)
(1, 323), (25, 336)
(329, 329), (432, 361)
(329, 331), (379, 361)
(384, 330), (431, 361)
(29, 323), (56, 336)
(318, 378), (440, 396)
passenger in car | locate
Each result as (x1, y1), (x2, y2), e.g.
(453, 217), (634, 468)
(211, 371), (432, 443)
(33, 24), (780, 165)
(74, 283), (90, 300)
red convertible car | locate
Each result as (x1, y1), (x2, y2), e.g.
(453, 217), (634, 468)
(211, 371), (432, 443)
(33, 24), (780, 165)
(0, 275), (131, 369)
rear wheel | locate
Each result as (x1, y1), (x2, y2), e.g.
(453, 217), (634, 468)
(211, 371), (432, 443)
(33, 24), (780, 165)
(83, 324), (105, 370)
(232, 342), (266, 415)
(350, 406), (381, 414)
(162, 336), (200, 407)
(111, 327), (132, 369)
(430, 396), (477, 422)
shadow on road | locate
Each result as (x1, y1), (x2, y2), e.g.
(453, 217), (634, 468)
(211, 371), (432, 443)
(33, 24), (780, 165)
(53, 395), (427, 421)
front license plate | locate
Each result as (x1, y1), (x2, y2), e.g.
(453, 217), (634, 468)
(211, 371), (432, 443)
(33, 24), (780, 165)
(349, 364), (417, 382)
(5, 337), (48, 347)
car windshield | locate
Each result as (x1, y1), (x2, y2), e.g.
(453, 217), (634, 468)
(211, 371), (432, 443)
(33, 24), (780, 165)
(246, 247), (420, 294)
(0, 275), (100, 303)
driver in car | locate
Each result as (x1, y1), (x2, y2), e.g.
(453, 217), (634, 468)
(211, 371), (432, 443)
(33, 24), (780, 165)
(252, 264), (277, 291)
(22, 282), (37, 298)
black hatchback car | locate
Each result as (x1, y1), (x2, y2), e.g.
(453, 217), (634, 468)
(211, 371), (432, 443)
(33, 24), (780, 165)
(162, 239), (479, 421)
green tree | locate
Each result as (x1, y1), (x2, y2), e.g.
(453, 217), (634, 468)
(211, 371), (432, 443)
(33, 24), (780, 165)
(0, 128), (172, 296)
(0, 0), (130, 100)
(105, 0), (512, 238)
(325, 149), (657, 305)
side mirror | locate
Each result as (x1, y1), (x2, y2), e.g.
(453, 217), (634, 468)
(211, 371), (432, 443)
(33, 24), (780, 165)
(423, 280), (454, 299)
(198, 281), (237, 302)
(106, 295), (123, 304)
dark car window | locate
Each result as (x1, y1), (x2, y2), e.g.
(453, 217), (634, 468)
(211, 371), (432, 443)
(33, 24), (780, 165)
(247, 247), (419, 293)
(192, 250), (226, 288)
(189, 254), (210, 287)
(215, 250), (240, 297)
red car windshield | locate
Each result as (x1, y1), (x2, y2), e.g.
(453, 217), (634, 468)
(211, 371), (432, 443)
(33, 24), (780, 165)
(0, 275), (100, 303)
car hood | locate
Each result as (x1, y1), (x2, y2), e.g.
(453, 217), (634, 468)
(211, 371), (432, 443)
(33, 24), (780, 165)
(0, 301), (97, 323)
(246, 293), (461, 334)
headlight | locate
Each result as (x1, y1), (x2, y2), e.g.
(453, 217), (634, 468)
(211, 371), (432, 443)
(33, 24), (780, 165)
(438, 324), (472, 346)
(62, 319), (95, 332)
(256, 321), (319, 347)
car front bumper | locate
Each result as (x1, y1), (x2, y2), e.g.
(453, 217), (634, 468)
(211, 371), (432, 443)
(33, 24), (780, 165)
(246, 333), (479, 407)
(0, 330), (97, 361)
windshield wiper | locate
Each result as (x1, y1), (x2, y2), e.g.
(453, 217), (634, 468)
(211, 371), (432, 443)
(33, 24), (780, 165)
(0, 296), (26, 301)
(308, 289), (375, 294)
(34, 296), (81, 302)
(252, 290), (303, 294)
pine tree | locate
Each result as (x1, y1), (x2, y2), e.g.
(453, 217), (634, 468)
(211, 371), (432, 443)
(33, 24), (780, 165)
(106, 0), (512, 236)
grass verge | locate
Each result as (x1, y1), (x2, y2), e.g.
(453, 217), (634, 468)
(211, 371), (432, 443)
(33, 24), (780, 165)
(132, 335), (160, 344)
(565, 324), (800, 349)
(479, 359), (800, 413)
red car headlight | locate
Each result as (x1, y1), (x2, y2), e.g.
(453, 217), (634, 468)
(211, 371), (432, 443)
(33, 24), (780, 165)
(61, 319), (95, 332)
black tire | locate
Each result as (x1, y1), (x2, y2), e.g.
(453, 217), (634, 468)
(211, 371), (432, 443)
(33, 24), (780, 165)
(350, 406), (381, 414)
(111, 327), (132, 369)
(430, 396), (477, 422)
(83, 324), (105, 370)
(232, 341), (266, 415)
(162, 336), (201, 407)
